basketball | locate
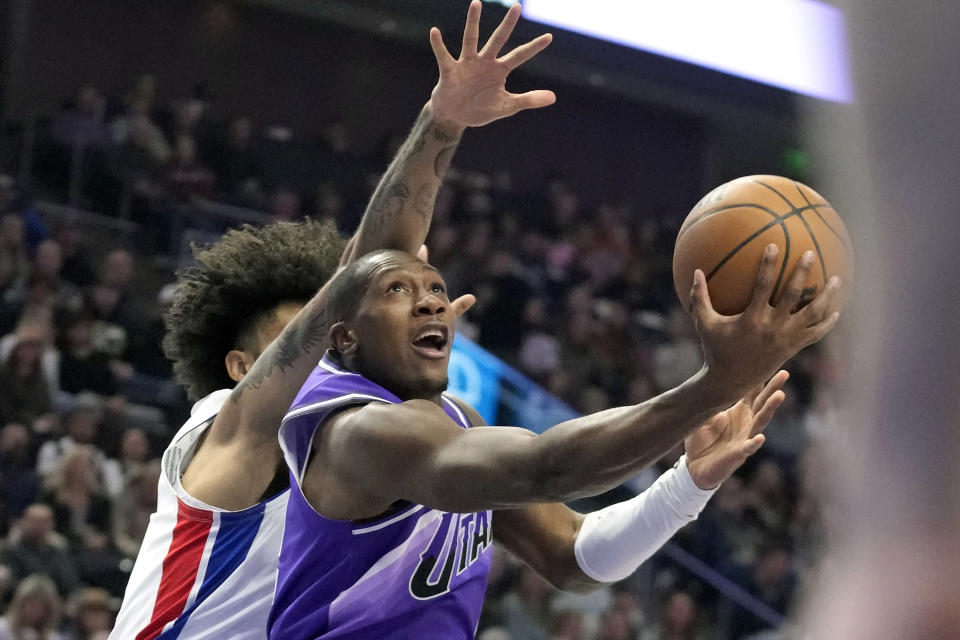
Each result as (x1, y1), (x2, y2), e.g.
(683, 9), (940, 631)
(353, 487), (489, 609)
(672, 175), (853, 316)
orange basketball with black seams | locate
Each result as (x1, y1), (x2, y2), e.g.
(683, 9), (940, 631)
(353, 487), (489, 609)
(673, 175), (853, 316)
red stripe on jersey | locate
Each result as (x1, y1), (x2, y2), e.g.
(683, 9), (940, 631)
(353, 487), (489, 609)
(135, 500), (213, 640)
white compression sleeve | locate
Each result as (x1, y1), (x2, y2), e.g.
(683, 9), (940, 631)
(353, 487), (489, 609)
(573, 455), (716, 583)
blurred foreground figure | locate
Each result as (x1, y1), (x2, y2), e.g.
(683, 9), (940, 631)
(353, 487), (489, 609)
(802, 2), (960, 637)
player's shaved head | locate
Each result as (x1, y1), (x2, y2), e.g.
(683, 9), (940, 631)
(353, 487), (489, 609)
(326, 249), (437, 325)
(326, 248), (452, 400)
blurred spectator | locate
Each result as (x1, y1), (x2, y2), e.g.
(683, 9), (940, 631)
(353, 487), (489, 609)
(109, 96), (170, 165)
(651, 306), (701, 391)
(548, 609), (584, 640)
(85, 286), (130, 361)
(0, 505), (80, 596)
(163, 135), (214, 202)
(50, 86), (108, 152)
(477, 628), (513, 640)
(268, 186), (302, 221)
(114, 428), (149, 479)
(99, 248), (133, 291)
(124, 283), (173, 379)
(687, 475), (754, 569)
(474, 250), (533, 353)
(501, 567), (554, 640)
(36, 399), (104, 478)
(40, 446), (114, 549)
(0, 574), (65, 640)
(595, 609), (636, 640)
(0, 424), (40, 534)
(207, 116), (264, 202)
(29, 240), (82, 313)
(0, 325), (52, 427)
(517, 298), (560, 379)
(109, 95), (171, 192)
(57, 312), (118, 397)
(0, 312), (60, 402)
(0, 273), (64, 340)
(35, 399), (123, 498)
(0, 215), (28, 298)
(64, 588), (115, 640)
(161, 94), (210, 143)
(0, 178), (49, 252)
(53, 223), (97, 289)
(747, 460), (791, 534)
(111, 459), (159, 559)
(87, 248), (141, 350)
(308, 181), (346, 227)
(725, 544), (796, 639)
(129, 74), (158, 112)
(639, 590), (706, 640)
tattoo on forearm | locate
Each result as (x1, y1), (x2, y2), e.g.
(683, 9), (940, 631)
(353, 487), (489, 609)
(407, 110), (434, 157)
(231, 305), (330, 403)
(414, 183), (441, 219)
(410, 129), (427, 156)
(434, 146), (456, 178)
(431, 126), (459, 145)
(366, 179), (411, 236)
(351, 109), (463, 252)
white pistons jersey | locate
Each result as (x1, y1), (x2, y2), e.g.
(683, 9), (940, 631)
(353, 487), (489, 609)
(110, 390), (289, 640)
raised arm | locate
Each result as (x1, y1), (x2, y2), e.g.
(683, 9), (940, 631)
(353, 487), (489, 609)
(345, 0), (554, 261)
(216, 1), (555, 445)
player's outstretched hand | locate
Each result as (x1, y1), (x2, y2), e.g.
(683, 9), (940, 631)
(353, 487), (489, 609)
(427, 0), (556, 128)
(690, 244), (842, 401)
(685, 370), (789, 489)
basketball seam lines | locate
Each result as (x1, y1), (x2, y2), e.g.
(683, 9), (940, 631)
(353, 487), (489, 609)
(676, 200), (832, 243)
(792, 184), (830, 284)
(771, 221), (790, 301)
(752, 179), (799, 299)
(704, 207), (812, 282)
(794, 183), (852, 251)
(751, 178), (800, 210)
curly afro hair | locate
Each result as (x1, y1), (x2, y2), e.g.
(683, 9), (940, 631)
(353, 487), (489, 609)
(163, 219), (347, 400)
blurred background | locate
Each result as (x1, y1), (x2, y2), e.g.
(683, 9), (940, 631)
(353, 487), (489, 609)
(0, 1), (889, 639)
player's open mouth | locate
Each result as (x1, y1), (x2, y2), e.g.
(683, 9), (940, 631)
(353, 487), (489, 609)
(411, 322), (450, 359)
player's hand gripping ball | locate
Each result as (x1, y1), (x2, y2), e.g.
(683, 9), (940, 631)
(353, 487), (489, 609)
(673, 175), (853, 315)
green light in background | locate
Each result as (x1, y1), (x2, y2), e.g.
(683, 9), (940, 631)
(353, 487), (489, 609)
(782, 147), (810, 177)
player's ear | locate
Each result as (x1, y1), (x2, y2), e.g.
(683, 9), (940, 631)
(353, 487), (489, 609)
(330, 322), (358, 356)
(225, 349), (254, 383)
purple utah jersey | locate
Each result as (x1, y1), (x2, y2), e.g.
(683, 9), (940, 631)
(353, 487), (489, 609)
(269, 352), (493, 639)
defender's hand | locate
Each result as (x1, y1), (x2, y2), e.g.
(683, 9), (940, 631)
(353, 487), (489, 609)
(690, 244), (842, 402)
(685, 371), (788, 489)
(452, 293), (476, 318)
(427, 1), (556, 128)
(417, 244), (475, 318)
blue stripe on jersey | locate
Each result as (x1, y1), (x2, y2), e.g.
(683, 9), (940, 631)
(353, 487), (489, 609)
(159, 503), (267, 640)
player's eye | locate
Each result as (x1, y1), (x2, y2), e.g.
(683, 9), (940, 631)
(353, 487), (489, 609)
(386, 282), (407, 294)
(430, 283), (446, 294)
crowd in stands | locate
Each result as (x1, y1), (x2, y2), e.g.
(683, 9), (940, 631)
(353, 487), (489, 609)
(0, 74), (836, 639)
